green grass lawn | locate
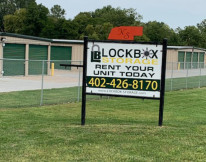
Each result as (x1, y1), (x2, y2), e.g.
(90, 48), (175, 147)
(0, 87), (100, 108)
(1, 87), (206, 161)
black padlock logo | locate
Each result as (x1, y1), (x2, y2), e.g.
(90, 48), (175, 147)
(91, 44), (101, 62)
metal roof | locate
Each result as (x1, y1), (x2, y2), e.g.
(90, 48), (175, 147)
(168, 46), (206, 51)
(52, 39), (83, 44)
(0, 32), (52, 42)
(0, 32), (84, 44)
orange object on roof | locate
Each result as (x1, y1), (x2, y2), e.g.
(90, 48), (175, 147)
(108, 26), (143, 41)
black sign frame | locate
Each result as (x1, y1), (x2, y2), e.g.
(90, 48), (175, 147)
(81, 37), (167, 126)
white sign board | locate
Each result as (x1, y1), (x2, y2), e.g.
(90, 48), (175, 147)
(86, 41), (163, 98)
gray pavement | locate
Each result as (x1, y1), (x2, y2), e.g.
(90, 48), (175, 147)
(166, 69), (206, 78)
(0, 70), (82, 92)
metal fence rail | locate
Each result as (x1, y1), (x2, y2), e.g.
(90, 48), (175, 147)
(0, 59), (206, 108)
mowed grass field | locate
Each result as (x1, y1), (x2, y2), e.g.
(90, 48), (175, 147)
(1, 87), (206, 161)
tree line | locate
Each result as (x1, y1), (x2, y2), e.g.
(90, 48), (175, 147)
(1, 0), (206, 48)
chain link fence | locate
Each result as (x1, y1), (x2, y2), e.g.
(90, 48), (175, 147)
(166, 62), (206, 91)
(0, 59), (85, 108)
(0, 59), (206, 108)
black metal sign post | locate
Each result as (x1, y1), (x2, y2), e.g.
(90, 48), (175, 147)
(59, 37), (88, 126)
(158, 39), (167, 126)
(81, 36), (88, 125)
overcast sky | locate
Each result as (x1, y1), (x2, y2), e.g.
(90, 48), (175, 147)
(36, 0), (206, 29)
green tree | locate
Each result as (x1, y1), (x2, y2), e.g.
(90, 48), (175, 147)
(84, 22), (113, 40)
(41, 18), (79, 39)
(197, 19), (206, 33)
(0, 0), (16, 31)
(92, 5), (142, 26)
(197, 19), (206, 48)
(134, 34), (150, 42)
(168, 32), (181, 46)
(99, 22), (113, 40)
(73, 5), (142, 40)
(0, 0), (35, 31)
(4, 8), (27, 33)
(143, 21), (175, 43)
(73, 12), (93, 36)
(39, 16), (56, 38)
(85, 24), (95, 36)
(3, 2), (48, 36)
(178, 26), (202, 47)
(50, 5), (65, 19)
(62, 19), (79, 39)
(23, 2), (49, 36)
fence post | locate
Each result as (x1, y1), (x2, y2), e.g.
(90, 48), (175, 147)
(186, 62), (189, 89)
(171, 62), (173, 91)
(77, 61), (81, 102)
(40, 60), (44, 106)
(199, 65), (201, 88)
(0, 44), (3, 77)
(0, 59), (3, 77)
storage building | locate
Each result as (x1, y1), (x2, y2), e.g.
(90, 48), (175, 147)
(167, 46), (206, 70)
(0, 32), (83, 76)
